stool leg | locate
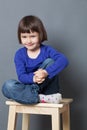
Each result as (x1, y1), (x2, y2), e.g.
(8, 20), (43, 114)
(62, 104), (70, 130)
(22, 113), (29, 130)
(7, 106), (17, 130)
(51, 109), (60, 130)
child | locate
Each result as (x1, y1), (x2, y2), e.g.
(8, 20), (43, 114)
(2, 15), (69, 104)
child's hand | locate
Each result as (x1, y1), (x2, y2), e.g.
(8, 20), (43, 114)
(33, 75), (45, 84)
(34, 69), (48, 79)
(33, 69), (48, 84)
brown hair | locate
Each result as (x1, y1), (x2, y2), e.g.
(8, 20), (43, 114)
(18, 15), (47, 43)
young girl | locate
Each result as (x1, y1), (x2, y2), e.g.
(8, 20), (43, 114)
(2, 15), (69, 104)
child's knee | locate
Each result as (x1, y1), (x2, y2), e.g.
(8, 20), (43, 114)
(2, 79), (18, 98)
(2, 79), (16, 91)
(44, 58), (54, 63)
(39, 58), (54, 69)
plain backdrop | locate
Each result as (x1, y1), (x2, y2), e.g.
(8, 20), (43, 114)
(0, 0), (87, 130)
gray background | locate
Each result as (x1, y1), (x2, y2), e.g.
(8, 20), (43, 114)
(0, 0), (87, 130)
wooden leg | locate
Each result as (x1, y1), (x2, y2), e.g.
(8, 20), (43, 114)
(7, 106), (17, 130)
(51, 108), (60, 130)
(62, 104), (70, 130)
(22, 114), (29, 130)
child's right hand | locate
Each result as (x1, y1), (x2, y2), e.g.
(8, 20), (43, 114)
(33, 75), (45, 84)
(34, 69), (48, 79)
(33, 69), (48, 84)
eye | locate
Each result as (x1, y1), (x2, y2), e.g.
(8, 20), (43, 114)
(31, 35), (36, 38)
(21, 36), (27, 38)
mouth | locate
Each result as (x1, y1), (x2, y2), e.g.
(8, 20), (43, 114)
(25, 43), (34, 46)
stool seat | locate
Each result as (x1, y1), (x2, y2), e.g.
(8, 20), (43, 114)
(6, 98), (73, 130)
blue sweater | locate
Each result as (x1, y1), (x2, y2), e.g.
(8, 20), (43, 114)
(14, 44), (69, 84)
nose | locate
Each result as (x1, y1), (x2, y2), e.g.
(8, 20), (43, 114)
(26, 37), (32, 43)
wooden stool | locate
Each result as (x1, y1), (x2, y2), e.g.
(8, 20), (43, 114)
(6, 98), (73, 130)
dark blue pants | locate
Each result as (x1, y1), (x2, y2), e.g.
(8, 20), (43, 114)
(2, 58), (59, 104)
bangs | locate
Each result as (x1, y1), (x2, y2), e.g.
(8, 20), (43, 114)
(19, 22), (39, 33)
(20, 26), (31, 33)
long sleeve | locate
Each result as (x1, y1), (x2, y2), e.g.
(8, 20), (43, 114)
(44, 46), (69, 78)
(14, 49), (34, 84)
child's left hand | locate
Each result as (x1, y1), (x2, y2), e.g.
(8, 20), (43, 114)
(33, 69), (48, 84)
(33, 75), (45, 84)
(34, 69), (48, 79)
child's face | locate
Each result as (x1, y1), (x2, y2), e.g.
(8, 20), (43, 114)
(20, 31), (40, 51)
